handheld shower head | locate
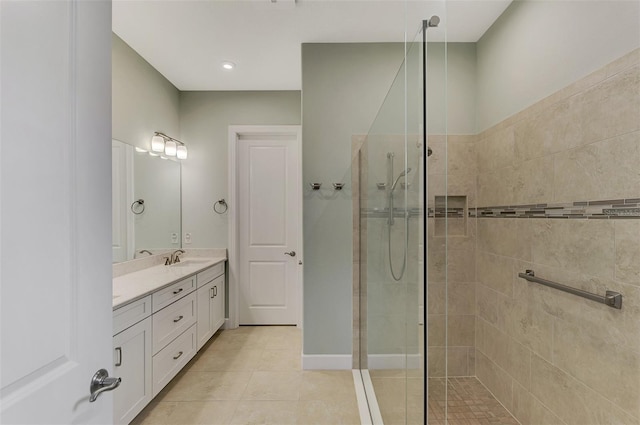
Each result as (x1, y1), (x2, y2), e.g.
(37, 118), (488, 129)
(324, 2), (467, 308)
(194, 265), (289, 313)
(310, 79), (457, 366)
(390, 167), (412, 192)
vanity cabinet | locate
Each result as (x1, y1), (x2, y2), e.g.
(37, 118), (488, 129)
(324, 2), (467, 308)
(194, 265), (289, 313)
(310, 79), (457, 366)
(196, 273), (225, 350)
(112, 296), (152, 425)
(113, 259), (226, 423)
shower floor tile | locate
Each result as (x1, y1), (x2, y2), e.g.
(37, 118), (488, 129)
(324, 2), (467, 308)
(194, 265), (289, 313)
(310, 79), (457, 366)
(427, 377), (519, 425)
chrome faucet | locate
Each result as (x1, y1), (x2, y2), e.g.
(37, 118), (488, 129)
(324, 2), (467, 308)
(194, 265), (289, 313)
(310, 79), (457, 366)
(171, 249), (185, 264)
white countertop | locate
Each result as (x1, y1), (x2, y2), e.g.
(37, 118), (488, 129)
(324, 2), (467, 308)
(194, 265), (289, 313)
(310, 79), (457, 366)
(112, 256), (226, 310)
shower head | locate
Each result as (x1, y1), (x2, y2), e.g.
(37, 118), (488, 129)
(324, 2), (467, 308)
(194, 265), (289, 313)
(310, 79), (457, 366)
(390, 168), (412, 192)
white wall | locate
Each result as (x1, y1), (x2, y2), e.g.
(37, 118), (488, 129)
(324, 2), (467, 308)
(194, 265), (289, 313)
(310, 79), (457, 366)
(179, 91), (301, 248)
(112, 33), (180, 148)
(476, 0), (640, 132)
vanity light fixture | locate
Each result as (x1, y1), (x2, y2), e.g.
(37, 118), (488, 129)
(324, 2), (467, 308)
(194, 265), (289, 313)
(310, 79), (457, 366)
(151, 135), (165, 152)
(152, 132), (188, 160)
(176, 145), (188, 160)
(164, 140), (177, 156)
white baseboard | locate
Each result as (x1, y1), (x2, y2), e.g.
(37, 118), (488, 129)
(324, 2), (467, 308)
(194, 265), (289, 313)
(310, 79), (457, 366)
(302, 354), (352, 370)
(222, 318), (234, 330)
(368, 354), (422, 370)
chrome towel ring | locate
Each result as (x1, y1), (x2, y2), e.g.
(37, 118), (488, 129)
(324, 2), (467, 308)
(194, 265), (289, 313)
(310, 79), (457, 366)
(214, 199), (228, 214)
(131, 199), (145, 215)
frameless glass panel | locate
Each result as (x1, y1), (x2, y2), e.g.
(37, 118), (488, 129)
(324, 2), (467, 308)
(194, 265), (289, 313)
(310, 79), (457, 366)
(355, 19), (438, 425)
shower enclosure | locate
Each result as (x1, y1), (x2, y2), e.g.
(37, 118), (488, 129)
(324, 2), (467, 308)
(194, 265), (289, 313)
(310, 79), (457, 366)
(355, 2), (640, 424)
(353, 18), (437, 425)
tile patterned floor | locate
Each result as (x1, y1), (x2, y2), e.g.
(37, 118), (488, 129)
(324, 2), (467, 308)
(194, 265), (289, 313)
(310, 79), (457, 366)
(426, 377), (519, 425)
(132, 326), (518, 425)
(131, 326), (361, 425)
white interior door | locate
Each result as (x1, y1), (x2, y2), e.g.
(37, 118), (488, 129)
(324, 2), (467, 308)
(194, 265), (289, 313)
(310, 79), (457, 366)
(1, 1), (114, 424)
(238, 134), (300, 325)
(112, 140), (134, 263)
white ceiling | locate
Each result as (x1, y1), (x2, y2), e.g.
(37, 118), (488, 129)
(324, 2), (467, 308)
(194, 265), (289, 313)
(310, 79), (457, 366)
(113, 0), (512, 91)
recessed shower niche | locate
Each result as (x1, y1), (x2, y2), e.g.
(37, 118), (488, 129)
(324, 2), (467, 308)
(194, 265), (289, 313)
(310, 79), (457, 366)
(434, 195), (467, 237)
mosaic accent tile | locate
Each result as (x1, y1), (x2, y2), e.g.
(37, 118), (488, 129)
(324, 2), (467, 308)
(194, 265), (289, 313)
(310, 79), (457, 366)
(468, 198), (640, 219)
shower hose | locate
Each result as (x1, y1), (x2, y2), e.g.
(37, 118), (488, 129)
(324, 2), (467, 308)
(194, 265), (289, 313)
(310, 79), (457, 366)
(388, 209), (408, 281)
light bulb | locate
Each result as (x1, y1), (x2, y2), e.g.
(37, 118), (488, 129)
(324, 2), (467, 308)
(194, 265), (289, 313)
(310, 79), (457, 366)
(164, 140), (177, 156)
(176, 145), (188, 160)
(151, 135), (165, 152)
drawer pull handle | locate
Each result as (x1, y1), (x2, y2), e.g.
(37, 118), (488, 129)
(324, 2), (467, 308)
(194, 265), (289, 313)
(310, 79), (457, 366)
(115, 347), (122, 367)
(213, 286), (217, 297)
(173, 288), (184, 295)
(173, 351), (183, 360)
(173, 315), (184, 323)
(210, 288), (214, 299)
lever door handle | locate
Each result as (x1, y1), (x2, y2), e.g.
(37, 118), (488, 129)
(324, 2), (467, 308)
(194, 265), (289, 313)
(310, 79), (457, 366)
(89, 369), (121, 402)
(284, 251), (296, 257)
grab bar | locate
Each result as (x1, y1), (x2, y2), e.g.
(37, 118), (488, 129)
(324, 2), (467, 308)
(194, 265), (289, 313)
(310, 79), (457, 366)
(518, 270), (622, 309)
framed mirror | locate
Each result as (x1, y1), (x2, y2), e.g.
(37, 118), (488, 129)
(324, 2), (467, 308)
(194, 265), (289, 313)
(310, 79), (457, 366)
(112, 139), (181, 262)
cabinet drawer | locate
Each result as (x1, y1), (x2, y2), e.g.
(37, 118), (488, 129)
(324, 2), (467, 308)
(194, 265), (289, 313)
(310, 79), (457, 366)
(152, 324), (197, 397)
(152, 292), (197, 354)
(196, 262), (225, 288)
(152, 276), (196, 313)
(113, 295), (152, 336)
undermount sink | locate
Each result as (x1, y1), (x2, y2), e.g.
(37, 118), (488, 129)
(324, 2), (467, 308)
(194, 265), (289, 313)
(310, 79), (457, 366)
(170, 259), (211, 268)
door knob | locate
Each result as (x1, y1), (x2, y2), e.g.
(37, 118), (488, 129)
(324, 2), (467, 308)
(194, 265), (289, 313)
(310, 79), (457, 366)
(89, 368), (121, 402)
(284, 251), (296, 257)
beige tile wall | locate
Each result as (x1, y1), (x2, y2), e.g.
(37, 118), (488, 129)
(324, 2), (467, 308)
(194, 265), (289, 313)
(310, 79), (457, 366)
(475, 49), (640, 424)
(427, 134), (478, 377)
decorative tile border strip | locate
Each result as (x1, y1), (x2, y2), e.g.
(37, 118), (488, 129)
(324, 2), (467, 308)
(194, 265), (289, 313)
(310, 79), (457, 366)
(468, 198), (640, 219)
(427, 207), (465, 218)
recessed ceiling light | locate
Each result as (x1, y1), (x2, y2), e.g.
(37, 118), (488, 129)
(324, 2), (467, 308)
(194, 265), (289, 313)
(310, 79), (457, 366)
(221, 61), (235, 70)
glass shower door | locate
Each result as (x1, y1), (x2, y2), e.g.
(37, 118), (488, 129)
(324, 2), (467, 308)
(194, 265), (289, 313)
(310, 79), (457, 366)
(356, 21), (439, 424)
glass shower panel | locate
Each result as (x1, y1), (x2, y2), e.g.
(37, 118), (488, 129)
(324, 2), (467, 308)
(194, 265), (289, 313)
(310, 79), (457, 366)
(356, 22), (437, 424)
(423, 26), (451, 425)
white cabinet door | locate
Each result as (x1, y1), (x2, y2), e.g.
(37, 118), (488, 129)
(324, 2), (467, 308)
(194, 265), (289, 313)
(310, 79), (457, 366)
(113, 318), (152, 425)
(212, 278), (225, 332)
(196, 280), (215, 351)
(197, 274), (225, 350)
(1, 1), (113, 423)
